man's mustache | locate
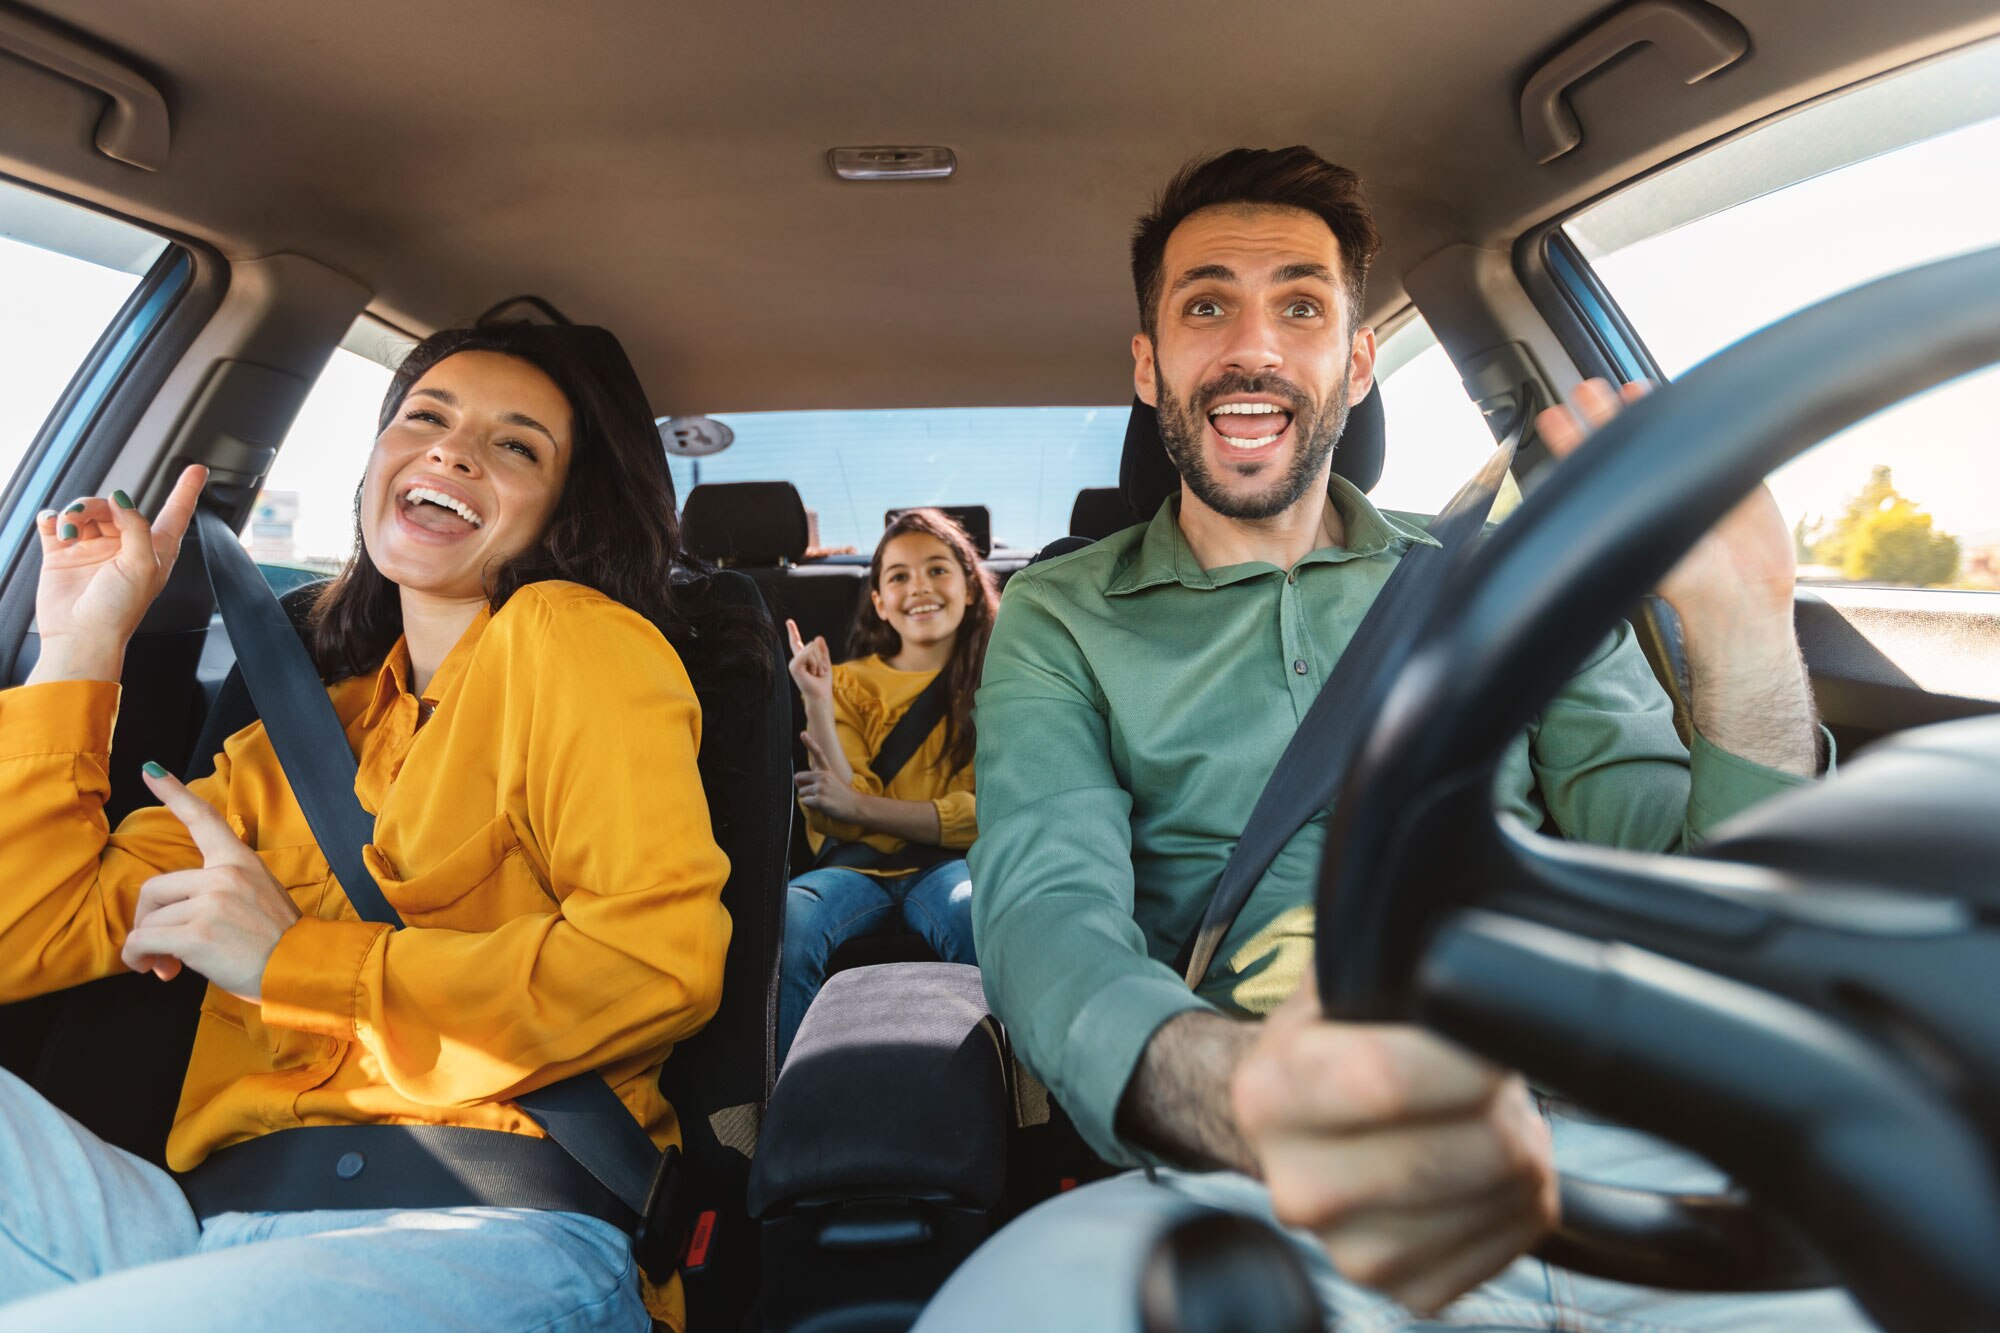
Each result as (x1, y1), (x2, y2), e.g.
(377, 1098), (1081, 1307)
(1192, 374), (1313, 417)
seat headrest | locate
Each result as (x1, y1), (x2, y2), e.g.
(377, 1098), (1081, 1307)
(884, 505), (993, 558)
(1118, 382), (1386, 521)
(683, 481), (811, 566)
(1069, 487), (1132, 541)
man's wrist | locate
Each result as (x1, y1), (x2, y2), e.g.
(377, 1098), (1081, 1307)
(1118, 1009), (1260, 1174)
(1683, 618), (1818, 778)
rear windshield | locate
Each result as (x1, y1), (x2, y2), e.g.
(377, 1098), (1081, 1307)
(666, 407), (1127, 555)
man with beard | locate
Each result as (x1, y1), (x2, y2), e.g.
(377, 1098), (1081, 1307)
(915, 147), (1867, 1328)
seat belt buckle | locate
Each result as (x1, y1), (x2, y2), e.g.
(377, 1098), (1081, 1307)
(632, 1142), (691, 1282)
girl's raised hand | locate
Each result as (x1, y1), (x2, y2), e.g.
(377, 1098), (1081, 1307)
(31, 465), (208, 682)
(785, 617), (834, 703)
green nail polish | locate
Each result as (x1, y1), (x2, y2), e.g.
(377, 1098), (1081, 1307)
(143, 761), (168, 779)
(59, 523), (77, 540)
(113, 490), (134, 510)
(65, 501), (87, 514)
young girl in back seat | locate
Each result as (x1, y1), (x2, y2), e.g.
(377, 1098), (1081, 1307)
(778, 508), (998, 1062)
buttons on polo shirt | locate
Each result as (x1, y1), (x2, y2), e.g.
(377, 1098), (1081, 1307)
(1293, 658), (1308, 675)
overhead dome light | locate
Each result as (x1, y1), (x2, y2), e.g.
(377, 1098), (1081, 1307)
(828, 146), (956, 181)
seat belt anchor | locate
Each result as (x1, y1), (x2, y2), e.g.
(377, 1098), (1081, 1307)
(632, 1142), (692, 1282)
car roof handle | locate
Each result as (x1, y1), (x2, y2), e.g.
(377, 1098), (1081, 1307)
(1521, 0), (1748, 165)
(0, 2), (170, 170)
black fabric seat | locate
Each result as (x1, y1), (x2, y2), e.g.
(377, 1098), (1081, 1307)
(1031, 385), (1388, 566)
(683, 481), (866, 658)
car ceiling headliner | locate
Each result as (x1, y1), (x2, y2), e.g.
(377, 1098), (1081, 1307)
(7, 0), (1999, 414)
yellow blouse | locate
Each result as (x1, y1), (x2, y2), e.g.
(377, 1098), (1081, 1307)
(802, 653), (977, 874)
(0, 580), (729, 1328)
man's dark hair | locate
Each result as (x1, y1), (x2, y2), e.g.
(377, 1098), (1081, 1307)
(1130, 146), (1382, 338)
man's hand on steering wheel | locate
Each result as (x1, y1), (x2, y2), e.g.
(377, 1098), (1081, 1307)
(1231, 974), (1560, 1314)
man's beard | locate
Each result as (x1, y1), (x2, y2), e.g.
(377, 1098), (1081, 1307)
(1154, 368), (1351, 521)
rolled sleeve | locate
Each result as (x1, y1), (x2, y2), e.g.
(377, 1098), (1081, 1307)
(1686, 724), (1833, 842)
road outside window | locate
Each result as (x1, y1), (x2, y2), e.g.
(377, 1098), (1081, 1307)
(1566, 39), (2000, 591)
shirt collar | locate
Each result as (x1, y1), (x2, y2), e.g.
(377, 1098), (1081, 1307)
(1104, 474), (1440, 596)
(359, 605), (494, 725)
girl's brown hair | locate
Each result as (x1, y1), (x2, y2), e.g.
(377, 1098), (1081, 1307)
(845, 508), (999, 780)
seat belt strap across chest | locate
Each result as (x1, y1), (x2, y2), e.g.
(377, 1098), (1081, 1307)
(1174, 442), (1517, 988)
(868, 668), (952, 787)
(192, 510), (658, 1219)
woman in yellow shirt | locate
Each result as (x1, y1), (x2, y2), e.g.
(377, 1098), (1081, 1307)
(780, 508), (998, 1061)
(0, 322), (766, 1331)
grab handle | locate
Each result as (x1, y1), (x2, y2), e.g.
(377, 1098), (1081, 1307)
(1521, 0), (1747, 164)
(0, 3), (170, 169)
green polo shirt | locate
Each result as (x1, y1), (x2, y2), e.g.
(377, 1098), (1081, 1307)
(969, 476), (1818, 1165)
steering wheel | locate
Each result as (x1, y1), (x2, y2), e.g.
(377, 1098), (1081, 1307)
(1313, 244), (2000, 1333)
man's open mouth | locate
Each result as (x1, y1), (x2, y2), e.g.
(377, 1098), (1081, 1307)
(1206, 401), (1294, 450)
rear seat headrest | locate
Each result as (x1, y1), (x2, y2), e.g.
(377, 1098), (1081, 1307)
(1118, 381), (1387, 521)
(682, 481), (811, 566)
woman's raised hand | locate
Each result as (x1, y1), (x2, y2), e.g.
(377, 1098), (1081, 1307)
(785, 617), (834, 704)
(30, 465), (208, 684)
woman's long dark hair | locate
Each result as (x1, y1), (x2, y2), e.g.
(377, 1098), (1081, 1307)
(845, 508), (999, 780)
(309, 322), (771, 695)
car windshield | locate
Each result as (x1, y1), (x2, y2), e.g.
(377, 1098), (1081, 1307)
(663, 407), (1128, 554)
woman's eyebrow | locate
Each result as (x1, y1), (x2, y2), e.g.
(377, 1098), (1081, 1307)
(407, 388), (556, 445)
(500, 411), (558, 444)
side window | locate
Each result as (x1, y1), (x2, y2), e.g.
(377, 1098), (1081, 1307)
(0, 184), (168, 490)
(242, 320), (405, 582)
(1371, 314), (1510, 516)
(1561, 38), (2000, 592)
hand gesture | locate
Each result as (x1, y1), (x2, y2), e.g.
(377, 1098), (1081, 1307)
(121, 762), (303, 1003)
(1231, 973), (1557, 1313)
(785, 618), (834, 705)
(1536, 380), (1796, 630)
(32, 465), (208, 681)
(794, 731), (862, 822)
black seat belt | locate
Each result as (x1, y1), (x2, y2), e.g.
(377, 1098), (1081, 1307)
(1174, 443), (1516, 987)
(811, 669), (955, 871)
(191, 510), (671, 1244)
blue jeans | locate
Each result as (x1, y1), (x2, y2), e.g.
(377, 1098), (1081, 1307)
(914, 1108), (1873, 1331)
(0, 1066), (647, 1332)
(779, 858), (976, 1063)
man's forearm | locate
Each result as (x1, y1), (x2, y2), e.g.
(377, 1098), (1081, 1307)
(1681, 613), (1819, 777)
(1116, 1009), (1260, 1174)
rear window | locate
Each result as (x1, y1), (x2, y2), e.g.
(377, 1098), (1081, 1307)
(666, 407), (1127, 554)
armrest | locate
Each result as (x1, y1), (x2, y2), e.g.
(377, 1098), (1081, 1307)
(748, 962), (1011, 1216)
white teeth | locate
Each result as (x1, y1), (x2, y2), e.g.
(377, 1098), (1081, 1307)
(1210, 403), (1284, 415)
(405, 486), (482, 527)
(1223, 434), (1283, 449)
